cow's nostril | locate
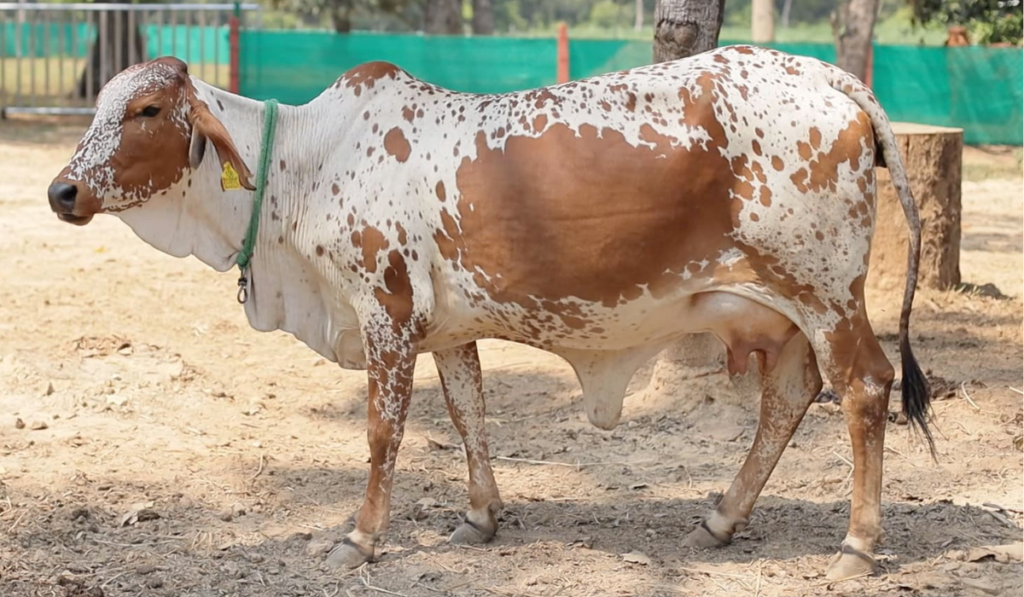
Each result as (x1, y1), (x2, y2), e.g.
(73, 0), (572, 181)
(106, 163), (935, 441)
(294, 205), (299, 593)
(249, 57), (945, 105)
(47, 182), (78, 213)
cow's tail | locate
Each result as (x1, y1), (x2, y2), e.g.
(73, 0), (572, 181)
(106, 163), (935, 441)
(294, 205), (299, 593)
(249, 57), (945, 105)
(829, 69), (936, 460)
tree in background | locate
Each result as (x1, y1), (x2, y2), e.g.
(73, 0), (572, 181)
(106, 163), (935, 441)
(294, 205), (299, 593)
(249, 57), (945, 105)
(76, 0), (146, 99)
(653, 0), (726, 61)
(425, 0), (462, 33)
(640, 0), (731, 406)
(908, 0), (1022, 44)
(831, 0), (880, 82)
(473, 0), (495, 34)
(267, 0), (410, 33)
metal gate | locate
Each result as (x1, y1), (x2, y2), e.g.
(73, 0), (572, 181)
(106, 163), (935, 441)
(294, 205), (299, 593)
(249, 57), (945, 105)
(0, 2), (260, 117)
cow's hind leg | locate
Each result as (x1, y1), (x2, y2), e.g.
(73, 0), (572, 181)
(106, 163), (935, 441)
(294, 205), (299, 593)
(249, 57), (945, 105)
(684, 327), (821, 548)
(433, 342), (504, 544)
(812, 315), (895, 580)
(326, 326), (417, 569)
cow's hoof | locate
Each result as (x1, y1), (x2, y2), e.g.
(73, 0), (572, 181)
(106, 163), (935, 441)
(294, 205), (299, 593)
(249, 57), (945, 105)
(449, 519), (495, 545)
(683, 521), (730, 549)
(825, 545), (878, 580)
(325, 539), (373, 569)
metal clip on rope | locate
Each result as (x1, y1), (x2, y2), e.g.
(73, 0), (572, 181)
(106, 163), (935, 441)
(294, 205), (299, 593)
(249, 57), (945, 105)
(237, 270), (250, 304)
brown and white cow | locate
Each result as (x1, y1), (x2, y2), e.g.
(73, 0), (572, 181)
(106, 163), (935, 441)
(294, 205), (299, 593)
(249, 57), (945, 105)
(47, 45), (933, 579)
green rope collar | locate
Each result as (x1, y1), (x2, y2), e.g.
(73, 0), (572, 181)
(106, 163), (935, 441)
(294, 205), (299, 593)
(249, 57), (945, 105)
(236, 99), (279, 304)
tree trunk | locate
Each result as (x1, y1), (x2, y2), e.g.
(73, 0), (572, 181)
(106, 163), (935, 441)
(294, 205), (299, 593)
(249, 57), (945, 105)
(330, 3), (354, 33)
(867, 123), (964, 293)
(635, 0), (644, 31)
(641, 0), (730, 409)
(425, 0), (463, 35)
(751, 0), (774, 42)
(653, 0), (725, 62)
(472, 0), (494, 35)
(781, 0), (793, 28)
(76, 1), (146, 100)
(831, 0), (879, 82)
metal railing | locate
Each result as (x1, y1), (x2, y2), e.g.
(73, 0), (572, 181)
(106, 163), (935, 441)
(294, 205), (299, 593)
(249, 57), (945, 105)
(0, 2), (260, 117)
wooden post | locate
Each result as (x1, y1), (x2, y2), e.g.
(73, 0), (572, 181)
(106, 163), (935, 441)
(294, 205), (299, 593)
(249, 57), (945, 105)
(557, 22), (569, 84)
(229, 6), (240, 95)
(867, 122), (964, 292)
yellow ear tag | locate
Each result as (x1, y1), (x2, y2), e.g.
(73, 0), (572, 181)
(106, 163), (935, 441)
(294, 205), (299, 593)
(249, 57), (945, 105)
(221, 162), (242, 191)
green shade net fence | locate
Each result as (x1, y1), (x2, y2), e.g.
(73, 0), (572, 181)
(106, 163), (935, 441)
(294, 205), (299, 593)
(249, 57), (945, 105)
(2, 23), (231, 62)
(239, 31), (557, 100)
(3, 22), (1020, 144)
(239, 31), (1021, 145)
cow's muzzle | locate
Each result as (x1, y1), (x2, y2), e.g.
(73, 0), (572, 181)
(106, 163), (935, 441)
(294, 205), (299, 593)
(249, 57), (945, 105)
(47, 181), (94, 225)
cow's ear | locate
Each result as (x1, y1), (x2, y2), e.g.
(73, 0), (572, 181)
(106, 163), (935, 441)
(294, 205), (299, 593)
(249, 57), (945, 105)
(182, 76), (255, 191)
(188, 125), (208, 168)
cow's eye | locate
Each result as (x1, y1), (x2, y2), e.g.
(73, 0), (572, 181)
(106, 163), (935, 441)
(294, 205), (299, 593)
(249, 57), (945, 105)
(140, 105), (161, 118)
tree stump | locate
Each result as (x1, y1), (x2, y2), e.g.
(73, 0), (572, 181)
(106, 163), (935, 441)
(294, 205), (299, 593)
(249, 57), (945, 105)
(867, 122), (964, 292)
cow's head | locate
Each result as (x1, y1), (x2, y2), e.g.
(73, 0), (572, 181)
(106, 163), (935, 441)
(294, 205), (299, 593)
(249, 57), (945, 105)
(47, 56), (254, 226)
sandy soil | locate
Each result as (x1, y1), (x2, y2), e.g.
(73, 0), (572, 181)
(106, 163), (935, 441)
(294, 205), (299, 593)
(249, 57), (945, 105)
(0, 120), (1021, 597)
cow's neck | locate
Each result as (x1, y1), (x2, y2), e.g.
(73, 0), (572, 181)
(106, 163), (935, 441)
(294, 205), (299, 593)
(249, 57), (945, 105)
(120, 79), (361, 355)
(118, 80), (328, 273)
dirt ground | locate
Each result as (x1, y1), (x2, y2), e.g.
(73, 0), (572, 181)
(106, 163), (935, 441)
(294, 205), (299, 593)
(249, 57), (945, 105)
(0, 119), (1021, 597)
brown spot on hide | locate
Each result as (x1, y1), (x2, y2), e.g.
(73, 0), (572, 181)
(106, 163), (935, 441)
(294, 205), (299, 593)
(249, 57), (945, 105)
(438, 72), (754, 313)
(384, 127), (411, 162)
(353, 226), (388, 274)
(639, 124), (675, 155)
(435, 181), (446, 201)
(734, 180), (756, 201)
(374, 250), (415, 327)
(343, 61), (402, 92)
(809, 127), (822, 149)
(793, 114), (872, 194)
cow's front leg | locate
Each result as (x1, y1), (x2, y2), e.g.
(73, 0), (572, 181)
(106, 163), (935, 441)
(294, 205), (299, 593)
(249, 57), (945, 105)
(433, 342), (503, 544)
(326, 330), (417, 569)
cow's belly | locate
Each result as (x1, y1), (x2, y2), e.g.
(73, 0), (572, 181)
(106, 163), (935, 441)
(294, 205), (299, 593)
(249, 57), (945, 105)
(420, 285), (797, 430)
(420, 266), (775, 354)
